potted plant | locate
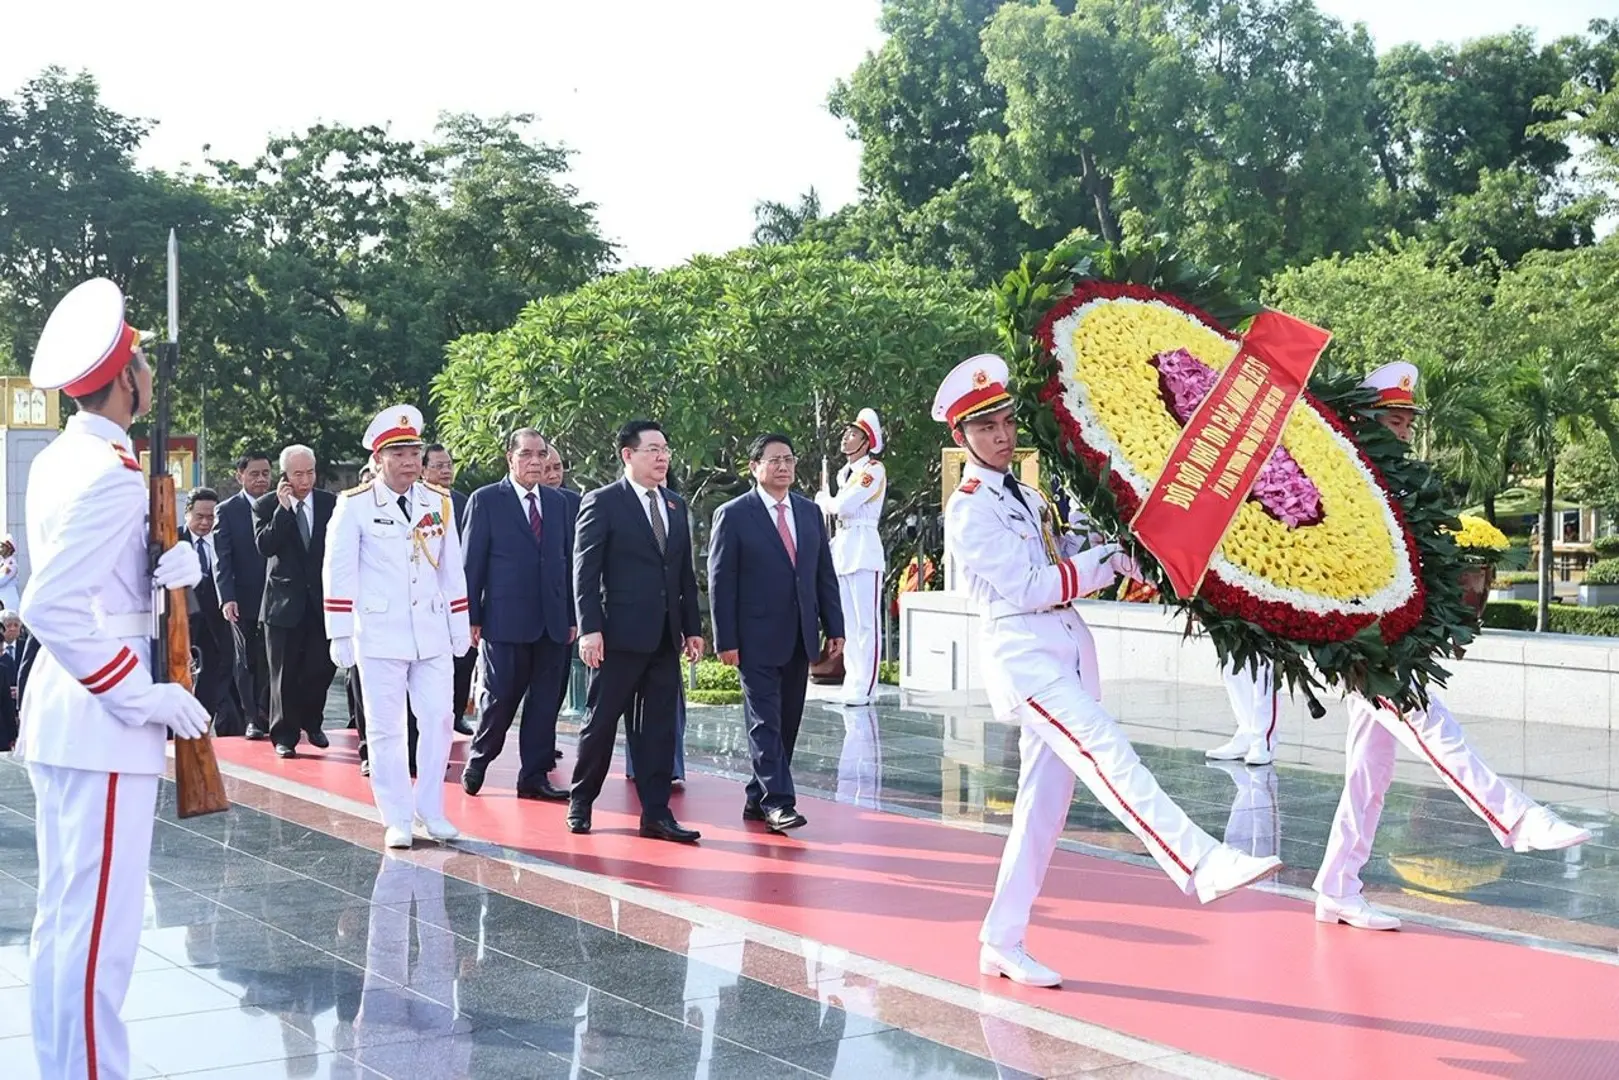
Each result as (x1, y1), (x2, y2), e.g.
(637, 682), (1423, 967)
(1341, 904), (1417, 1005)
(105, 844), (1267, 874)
(1490, 570), (1539, 602)
(1580, 558), (1619, 606)
(1450, 515), (1511, 615)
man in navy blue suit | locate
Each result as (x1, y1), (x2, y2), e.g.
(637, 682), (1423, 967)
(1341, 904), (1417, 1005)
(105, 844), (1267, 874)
(213, 451), (273, 737)
(708, 433), (844, 832)
(460, 428), (577, 800)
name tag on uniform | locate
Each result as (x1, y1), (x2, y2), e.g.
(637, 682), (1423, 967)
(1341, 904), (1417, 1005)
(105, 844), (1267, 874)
(1008, 511), (1029, 524)
(372, 517), (396, 525)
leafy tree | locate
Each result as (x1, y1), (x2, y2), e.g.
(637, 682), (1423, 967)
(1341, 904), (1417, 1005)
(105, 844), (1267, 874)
(752, 188), (823, 246)
(1559, 437), (1619, 518)
(433, 244), (997, 551)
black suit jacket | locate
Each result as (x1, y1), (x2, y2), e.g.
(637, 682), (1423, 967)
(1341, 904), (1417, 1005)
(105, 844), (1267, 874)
(450, 489), (469, 536)
(708, 490), (843, 667)
(574, 478), (701, 653)
(0, 641), (19, 738)
(463, 478), (576, 644)
(253, 488), (336, 628)
(213, 489), (268, 622)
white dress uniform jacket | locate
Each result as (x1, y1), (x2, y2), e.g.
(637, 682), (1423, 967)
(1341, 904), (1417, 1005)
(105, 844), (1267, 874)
(818, 455), (886, 574)
(18, 413), (167, 775)
(322, 480), (471, 659)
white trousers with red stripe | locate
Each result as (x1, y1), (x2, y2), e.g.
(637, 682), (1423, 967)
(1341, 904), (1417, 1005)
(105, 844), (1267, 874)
(980, 622), (1220, 949)
(1314, 692), (1535, 899)
(1221, 660), (1278, 753)
(837, 570), (881, 704)
(358, 654), (454, 831)
(28, 764), (159, 1080)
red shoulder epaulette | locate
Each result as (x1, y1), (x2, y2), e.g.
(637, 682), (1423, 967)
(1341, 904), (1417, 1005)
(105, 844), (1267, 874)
(110, 441), (141, 472)
(959, 477), (981, 494)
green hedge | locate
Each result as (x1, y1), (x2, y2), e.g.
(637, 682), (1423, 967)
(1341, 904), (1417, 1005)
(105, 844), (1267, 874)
(1495, 571), (1540, 586)
(1483, 600), (1619, 636)
(878, 660), (899, 685)
(1594, 535), (1619, 558)
(693, 659), (740, 691)
(1586, 559), (1619, 586)
(688, 688), (743, 705)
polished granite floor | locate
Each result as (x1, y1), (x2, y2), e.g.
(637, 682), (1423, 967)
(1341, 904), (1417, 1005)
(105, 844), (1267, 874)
(2, 673), (1616, 1078)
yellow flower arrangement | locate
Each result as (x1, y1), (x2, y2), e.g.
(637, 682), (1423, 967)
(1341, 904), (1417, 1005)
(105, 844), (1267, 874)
(1449, 515), (1509, 553)
(1055, 297), (1407, 605)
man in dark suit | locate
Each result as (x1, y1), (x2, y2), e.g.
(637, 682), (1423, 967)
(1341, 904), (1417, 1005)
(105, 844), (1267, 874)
(214, 451), (274, 737)
(424, 443), (476, 736)
(0, 610), (20, 750)
(709, 433), (844, 832)
(541, 445), (583, 733)
(461, 428), (577, 800)
(568, 420), (704, 842)
(254, 444), (338, 757)
(184, 486), (242, 732)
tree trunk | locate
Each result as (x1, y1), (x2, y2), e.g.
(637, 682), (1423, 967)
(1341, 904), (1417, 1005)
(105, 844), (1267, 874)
(1079, 147), (1121, 246)
(1483, 491), (1496, 526)
(1538, 457), (1555, 633)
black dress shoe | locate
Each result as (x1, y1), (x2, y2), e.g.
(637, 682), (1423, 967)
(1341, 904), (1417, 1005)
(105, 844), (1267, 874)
(307, 728), (330, 749)
(565, 803), (592, 834)
(640, 819), (701, 843)
(554, 749), (564, 761)
(516, 779), (569, 801)
(274, 744), (296, 759)
(461, 767), (484, 796)
(742, 802), (766, 822)
(454, 717), (475, 736)
(244, 725), (268, 741)
(765, 807), (808, 833)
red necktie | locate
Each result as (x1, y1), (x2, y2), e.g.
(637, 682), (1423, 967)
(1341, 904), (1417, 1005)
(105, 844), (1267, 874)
(527, 492), (543, 543)
(775, 502), (797, 566)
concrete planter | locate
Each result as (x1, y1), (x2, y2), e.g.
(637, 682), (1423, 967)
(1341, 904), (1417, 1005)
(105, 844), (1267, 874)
(1490, 582), (1539, 601)
(1579, 583), (1619, 606)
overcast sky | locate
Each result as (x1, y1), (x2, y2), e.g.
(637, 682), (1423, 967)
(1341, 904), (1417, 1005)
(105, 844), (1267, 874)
(4, 1), (1613, 269)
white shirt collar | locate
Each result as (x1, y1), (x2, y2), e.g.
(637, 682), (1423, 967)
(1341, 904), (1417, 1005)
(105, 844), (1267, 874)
(68, 412), (129, 445)
(627, 476), (661, 503)
(756, 487), (793, 513)
(511, 477), (542, 503)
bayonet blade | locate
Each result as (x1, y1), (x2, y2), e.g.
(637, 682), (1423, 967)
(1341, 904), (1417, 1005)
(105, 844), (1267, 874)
(166, 228), (179, 344)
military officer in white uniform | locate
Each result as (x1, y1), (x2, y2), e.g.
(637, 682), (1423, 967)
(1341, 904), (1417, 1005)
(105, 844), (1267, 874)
(1315, 363), (1590, 929)
(323, 406), (471, 849)
(816, 407), (887, 705)
(20, 279), (210, 1080)
(935, 354), (1281, 988)
(1208, 658), (1279, 766)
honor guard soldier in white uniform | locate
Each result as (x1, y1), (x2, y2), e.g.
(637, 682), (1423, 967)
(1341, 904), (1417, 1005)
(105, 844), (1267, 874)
(1314, 363), (1590, 930)
(1208, 658), (1279, 766)
(935, 353), (1281, 988)
(21, 279), (210, 1080)
(323, 406), (471, 850)
(816, 407), (887, 705)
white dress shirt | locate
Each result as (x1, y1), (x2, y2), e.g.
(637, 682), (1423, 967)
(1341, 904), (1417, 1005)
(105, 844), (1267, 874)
(627, 477), (669, 536)
(511, 478), (544, 520)
(756, 488), (798, 548)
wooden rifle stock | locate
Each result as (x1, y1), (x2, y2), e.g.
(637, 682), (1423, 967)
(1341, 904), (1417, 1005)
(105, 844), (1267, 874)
(152, 462), (228, 817)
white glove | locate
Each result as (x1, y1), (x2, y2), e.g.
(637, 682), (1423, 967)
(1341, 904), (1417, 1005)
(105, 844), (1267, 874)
(1109, 550), (1144, 583)
(814, 489), (834, 510)
(147, 683), (209, 739)
(450, 635), (472, 656)
(330, 637), (357, 669)
(153, 542), (204, 590)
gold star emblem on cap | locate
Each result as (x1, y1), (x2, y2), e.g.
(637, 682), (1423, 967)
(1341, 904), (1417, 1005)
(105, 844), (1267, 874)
(972, 369), (988, 388)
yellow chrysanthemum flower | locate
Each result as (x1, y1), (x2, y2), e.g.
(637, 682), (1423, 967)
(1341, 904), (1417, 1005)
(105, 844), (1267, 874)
(1449, 514), (1509, 552)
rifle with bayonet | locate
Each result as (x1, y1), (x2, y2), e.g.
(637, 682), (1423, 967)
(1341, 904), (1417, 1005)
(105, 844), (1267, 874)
(154, 229), (228, 818)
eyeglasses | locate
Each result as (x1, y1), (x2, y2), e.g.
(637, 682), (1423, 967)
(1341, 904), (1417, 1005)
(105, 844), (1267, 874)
(761, 455), (799, 468)
(633, 445), (675, 459)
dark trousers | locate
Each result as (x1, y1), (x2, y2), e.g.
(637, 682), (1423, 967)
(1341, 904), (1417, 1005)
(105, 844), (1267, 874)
(452, 647), (476, 719)
(740, 638), (810, 811)
(467, 637), (570, 790)
(569, 634), (680, 823)
(349, 666), (417, 774)
(265, 611), (336, 749)
(194, 611), (242, 735)
(231, 617), (271, 729)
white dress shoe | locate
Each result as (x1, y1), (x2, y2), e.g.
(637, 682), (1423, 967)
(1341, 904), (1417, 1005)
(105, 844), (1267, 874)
(1242, 743), (1274, 766)
(1508, 806), (1592, 853)
(415, 815), (460, 842)
(1205, 734), (1255, 761)
(1315, 892), (1401, 930)
(384, 826), (413, 850)
(1191, 845), (1282, 904)
(978, 942), (1061, 988)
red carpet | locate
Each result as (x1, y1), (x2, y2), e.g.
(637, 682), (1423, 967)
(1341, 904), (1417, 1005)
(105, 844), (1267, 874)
(215, 732), (1619, 1079)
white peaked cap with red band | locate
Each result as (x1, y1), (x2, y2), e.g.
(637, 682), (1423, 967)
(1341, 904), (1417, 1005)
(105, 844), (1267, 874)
(1360, 361), (1424, 412)
(364, 404), (426, 453)
(31, 278), (145, 396)
(932, 353), (1013, 426)
(851, 407), (885, 454)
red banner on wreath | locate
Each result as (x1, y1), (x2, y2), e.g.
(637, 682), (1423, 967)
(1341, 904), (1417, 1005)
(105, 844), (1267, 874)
(1130, 310), (1332, 598)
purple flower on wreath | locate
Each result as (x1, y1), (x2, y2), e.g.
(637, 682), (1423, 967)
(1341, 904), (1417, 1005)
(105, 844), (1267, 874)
(1150, 348), (1324, 528)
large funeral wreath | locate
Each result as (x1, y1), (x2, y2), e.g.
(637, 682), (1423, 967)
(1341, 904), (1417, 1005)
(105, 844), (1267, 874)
(996, 237), (1475, 709)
